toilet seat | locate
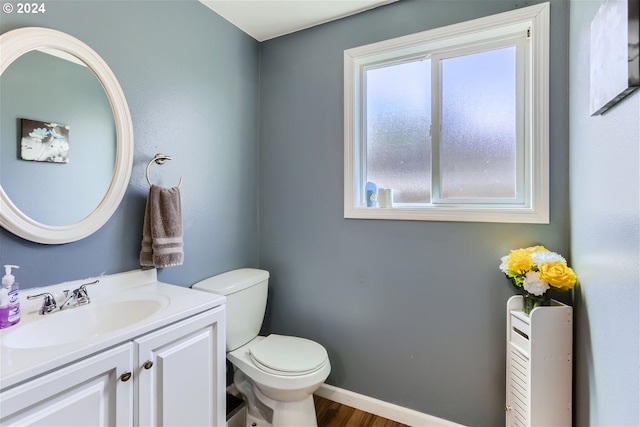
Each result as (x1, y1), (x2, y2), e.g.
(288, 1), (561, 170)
(248, 334), (328, 376)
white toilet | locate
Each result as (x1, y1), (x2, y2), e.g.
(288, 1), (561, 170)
(192, 268), (331, 427)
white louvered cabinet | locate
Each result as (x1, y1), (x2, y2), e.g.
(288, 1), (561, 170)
(505, 295), (572, 427)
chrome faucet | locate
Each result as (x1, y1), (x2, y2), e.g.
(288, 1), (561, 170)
(27, 279), (99, 315)
(59, 280), (99, 310)
(26, 292), (57, 315)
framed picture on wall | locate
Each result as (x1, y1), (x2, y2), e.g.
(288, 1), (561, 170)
(20, 118), (70, 163)
(590, 0), (639, 115)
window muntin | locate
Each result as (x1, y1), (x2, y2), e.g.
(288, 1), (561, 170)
(344, 3), (549, 223)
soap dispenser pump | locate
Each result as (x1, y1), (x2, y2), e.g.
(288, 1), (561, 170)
(0, 265), (20, 329)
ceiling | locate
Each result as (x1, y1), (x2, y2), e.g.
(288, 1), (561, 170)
(200, 0), (398, 42)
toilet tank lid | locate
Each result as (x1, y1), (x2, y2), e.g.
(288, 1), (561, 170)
(191, 268), (269, 296)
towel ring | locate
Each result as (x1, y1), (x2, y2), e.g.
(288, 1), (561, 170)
(145, 153), (183, 188)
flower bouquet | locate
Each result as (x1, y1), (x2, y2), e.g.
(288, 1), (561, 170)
(499, 245), (576, 315)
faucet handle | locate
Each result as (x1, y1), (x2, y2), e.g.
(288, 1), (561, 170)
(26, 292), (57, 315)
(76, 279), (99, 304)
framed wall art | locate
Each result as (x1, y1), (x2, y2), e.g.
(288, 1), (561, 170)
(20, 118), (70, 163)
(590, 0), (639, 115)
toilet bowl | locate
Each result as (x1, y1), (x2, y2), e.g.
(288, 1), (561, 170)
(230, 335), (331, 426)
(192, 269), (331, 427)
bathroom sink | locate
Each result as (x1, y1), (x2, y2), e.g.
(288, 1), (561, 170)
(3, 295), (169, 349)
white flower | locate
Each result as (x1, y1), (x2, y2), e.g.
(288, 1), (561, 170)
(531, 250), (566, 265)
(523, 271), (550, 296)
(499, 255), (509, 273)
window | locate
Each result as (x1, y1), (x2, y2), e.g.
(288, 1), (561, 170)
(344, 3), (549, 223)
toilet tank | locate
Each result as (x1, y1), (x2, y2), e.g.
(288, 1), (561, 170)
(192, 268), (269, 352)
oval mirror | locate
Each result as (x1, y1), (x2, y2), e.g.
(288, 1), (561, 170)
(0, 27), (133, 244)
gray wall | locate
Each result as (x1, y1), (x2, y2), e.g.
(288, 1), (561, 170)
(569, 1), (640, 426)
(258, 1), (569, 425)
(0, 1), (260, 287)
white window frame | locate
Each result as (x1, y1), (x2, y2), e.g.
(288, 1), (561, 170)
(344, 2), (549, 223)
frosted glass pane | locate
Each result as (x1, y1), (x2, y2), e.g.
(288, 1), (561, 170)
(365, 60), (431, 203)
(440, 47), (517, 199)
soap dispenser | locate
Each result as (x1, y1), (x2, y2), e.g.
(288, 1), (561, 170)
(365, 181), (378, 207)
(0, 265), (20, 329)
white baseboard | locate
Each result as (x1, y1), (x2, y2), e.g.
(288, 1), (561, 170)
(314, 383), (464, 427)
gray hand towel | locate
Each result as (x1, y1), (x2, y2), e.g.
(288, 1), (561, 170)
(140, 185), (184, 268)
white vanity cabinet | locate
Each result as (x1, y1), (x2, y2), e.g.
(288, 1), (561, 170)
(0, 305), (225, 427)
(505, 295), (572, 427)
(135, 306), (226, 426)
(0, 343), (134, 426)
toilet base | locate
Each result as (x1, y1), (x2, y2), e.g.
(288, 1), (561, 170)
(234, 369), (319, 427)
(246, 412), (270, 427)
(243, 395), (318, 427)
(271, 394), (318, 427)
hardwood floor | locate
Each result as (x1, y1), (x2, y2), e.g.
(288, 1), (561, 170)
(314, 396), (410, 427)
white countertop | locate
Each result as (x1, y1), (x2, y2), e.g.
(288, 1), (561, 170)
(0, 269), (225, 391)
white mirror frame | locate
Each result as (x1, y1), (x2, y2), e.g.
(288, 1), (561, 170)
(0, 27), (133, 244)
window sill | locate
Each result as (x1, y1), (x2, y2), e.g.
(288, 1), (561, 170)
(344, 205), (549, 224)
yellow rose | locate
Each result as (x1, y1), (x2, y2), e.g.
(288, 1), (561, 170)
(538, 261), (577, 290)
(526, 245), (548, 253)
(506, 249), (534, 274)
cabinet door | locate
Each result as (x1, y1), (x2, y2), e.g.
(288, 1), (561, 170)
(0, 343), (133, 426)
(135, 306), (225, 427)
(506, 343), (529, 427)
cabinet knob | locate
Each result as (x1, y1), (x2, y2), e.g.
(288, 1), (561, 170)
(120, 371), (132, 382)
(143, 360), (154, 370)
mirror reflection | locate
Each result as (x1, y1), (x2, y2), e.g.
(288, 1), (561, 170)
(0, 48), (115, 226)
